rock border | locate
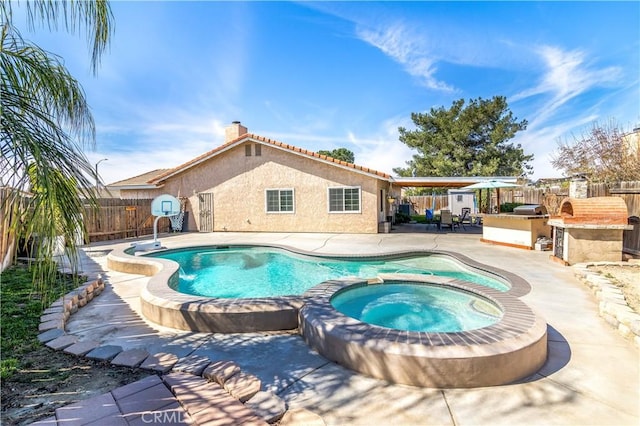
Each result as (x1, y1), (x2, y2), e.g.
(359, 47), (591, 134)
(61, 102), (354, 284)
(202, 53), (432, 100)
(572, 261), (640, 348)
(36, 275), (323, 425)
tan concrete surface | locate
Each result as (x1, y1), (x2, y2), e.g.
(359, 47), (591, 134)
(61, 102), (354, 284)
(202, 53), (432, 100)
(62, 226), (639, 425)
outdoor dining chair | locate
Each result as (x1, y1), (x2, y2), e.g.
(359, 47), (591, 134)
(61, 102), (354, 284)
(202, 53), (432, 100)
(440, 210), (454, 231)
(458, 209), (472, 230)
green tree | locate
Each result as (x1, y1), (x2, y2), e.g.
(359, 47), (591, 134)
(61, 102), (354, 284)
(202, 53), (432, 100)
(318, 148), (355, 163)
(551, 119), (640, 182)
(393, 96), (533, 177)
(1, 0), (114, 298)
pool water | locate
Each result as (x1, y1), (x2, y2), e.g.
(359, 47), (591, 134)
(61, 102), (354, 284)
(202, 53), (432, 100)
(150, 246), (509, 298)
(330, 283), (503, 332)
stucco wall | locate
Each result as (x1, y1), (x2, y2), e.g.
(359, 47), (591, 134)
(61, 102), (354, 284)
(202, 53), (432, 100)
(121, 142), (390, 234)
(482, 215), (551, 248)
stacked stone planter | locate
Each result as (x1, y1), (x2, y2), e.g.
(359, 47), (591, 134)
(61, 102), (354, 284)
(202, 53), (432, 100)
(37, 278), (105, 346)
(573, 262), (640, 348)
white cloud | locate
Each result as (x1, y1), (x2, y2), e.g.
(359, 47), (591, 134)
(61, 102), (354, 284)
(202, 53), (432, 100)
(91, 103), (230, 184)
(512, 45), (622, 127)
(356, 23), (455, 92)
(513, 113), (599, 179)
(507, 45), (627, 178)
(346, 116), (415, 175)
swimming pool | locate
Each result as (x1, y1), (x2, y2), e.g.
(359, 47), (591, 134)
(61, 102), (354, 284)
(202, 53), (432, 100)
(148, 246), (510, 297)
(107, 241), (545, 387)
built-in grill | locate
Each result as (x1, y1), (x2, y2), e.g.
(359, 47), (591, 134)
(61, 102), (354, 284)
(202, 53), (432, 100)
(513, 204), (548, 216)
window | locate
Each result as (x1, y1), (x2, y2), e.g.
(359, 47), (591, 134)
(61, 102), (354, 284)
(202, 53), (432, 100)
(266, 189), (294, 213)
(245, 145), (252, 156)
(328, 187), (361, 213)
(255, 144), (262, 156)
(457, 194), (463, 202)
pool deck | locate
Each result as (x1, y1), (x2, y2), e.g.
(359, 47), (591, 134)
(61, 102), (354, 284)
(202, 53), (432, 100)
(35, 226), (639, 425)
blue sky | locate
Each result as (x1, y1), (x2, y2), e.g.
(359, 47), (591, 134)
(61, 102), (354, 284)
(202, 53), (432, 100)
(18, 1), (640, 184)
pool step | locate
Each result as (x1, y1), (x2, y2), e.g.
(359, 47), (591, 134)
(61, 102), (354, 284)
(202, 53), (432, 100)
(163, 372), (267, 425)
(223, 371), (262, 402)
(203, 360), (241, 385)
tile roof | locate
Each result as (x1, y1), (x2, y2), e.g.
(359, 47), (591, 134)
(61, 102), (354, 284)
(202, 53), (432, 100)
(109, 169), (172, 187)
(148, 133), (391, 184)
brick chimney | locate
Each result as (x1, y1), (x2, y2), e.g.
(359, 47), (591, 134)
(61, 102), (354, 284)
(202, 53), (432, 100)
(225, 121), (248, 142)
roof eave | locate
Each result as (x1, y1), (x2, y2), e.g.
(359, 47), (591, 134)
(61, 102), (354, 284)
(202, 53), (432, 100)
(262, 140), (390, 181)
(148, 134), (391, 183)
(109, 183), (164, 190)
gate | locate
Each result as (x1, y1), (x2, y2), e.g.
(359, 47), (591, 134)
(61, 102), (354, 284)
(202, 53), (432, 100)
(198, 192), (214, 232)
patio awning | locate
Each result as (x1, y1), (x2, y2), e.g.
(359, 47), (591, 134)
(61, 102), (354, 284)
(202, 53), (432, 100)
(390, 176), (519, 188)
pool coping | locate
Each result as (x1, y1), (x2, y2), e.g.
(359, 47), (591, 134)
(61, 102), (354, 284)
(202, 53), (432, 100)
(106, 243), (532, 333)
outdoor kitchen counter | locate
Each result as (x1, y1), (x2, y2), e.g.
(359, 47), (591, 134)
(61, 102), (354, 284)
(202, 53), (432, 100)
(481, 214), (552, 250)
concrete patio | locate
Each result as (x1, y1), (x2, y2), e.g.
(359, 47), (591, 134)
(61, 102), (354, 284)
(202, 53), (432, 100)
(36, 226), (639, 425)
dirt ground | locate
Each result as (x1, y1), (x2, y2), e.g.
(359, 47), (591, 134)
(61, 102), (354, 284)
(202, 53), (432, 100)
(588, 263), (640, 313)
(1, 350), (150, 425)
(2, 264), (638, 425)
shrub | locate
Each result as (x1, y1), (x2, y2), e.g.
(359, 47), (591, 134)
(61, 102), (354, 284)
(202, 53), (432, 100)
(500, 202), (524, 213)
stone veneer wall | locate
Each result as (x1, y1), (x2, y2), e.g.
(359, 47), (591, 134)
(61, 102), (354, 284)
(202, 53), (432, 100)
(564, 228), (626, 264)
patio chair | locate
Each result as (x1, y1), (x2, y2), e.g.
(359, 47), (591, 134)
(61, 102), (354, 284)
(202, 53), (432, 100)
(440, 210), (454, 231)
(458, 209), (472, 230)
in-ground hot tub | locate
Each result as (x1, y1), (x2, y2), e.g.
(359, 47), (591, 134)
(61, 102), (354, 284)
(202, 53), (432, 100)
(299, 276), (548, 388)
(330, 281), (503, 332)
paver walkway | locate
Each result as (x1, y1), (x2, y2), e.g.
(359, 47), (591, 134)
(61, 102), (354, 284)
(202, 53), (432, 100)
(36, 227), (639, 425)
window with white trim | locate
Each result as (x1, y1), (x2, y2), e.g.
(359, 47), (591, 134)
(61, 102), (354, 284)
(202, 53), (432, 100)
(328, 187), (361, 213)
(266, 189), (294, 213)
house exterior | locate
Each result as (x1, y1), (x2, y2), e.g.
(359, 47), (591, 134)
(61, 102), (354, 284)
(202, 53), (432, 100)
(113, 122), (396, 234)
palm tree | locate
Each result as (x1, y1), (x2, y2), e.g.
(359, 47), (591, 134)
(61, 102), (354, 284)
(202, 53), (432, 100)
(1, 0), (114, 298)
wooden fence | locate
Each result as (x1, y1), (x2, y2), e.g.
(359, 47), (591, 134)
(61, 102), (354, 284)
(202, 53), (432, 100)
(0, 187), (16, 271)
(0, 194), (172, 270)
(588, 181), (640, 256)
(404, 181), (640, 256)
(404, 187), (569, 216)
(84, 198), (171, 243)
(404, 195), (449, 215)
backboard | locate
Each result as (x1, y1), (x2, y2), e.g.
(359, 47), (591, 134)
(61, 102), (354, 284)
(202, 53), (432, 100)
(151, 194), (181, 216)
